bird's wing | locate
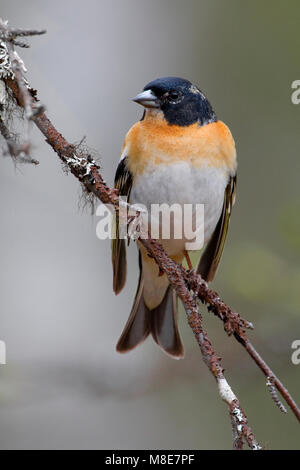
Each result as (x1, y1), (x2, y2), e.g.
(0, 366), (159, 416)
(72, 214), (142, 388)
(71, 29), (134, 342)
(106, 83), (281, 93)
(197, 174), (237, 282)
(111, 156), (133, 294)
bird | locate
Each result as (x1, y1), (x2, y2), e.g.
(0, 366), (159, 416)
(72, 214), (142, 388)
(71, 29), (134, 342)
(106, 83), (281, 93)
(111, 77), (237, 359)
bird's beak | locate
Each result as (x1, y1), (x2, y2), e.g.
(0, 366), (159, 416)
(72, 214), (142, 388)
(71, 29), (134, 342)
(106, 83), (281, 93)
(132, 90), (159, 108)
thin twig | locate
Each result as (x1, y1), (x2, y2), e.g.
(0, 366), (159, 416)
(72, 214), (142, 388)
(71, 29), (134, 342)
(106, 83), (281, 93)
(4, 28), (46, 39)
(266, 377), (287, 414)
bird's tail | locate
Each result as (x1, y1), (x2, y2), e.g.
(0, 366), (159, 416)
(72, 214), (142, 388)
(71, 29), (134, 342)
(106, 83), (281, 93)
(116, 279), (184, 359)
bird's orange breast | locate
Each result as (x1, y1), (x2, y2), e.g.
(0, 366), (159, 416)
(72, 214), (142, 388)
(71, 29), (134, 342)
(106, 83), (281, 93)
(123, 114), (237, 176)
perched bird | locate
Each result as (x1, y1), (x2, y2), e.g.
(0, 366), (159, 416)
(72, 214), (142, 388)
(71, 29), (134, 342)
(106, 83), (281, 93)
(112, 77), (237, 359)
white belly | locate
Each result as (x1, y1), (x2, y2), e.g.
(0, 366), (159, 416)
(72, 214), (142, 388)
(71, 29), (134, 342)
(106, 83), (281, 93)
(130, 162), (229, 253)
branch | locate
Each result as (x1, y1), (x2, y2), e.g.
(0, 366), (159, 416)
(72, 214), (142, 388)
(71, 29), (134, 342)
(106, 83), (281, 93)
(0, 19), (44, 165)
(140, 237), (300, 424)
(1, 19), (299, 449)
(182, 268), (300, 422)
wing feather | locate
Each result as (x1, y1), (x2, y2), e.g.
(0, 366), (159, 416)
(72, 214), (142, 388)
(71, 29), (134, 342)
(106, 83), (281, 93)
(111, 156), (133, 294)
(197, 174), (236, 282)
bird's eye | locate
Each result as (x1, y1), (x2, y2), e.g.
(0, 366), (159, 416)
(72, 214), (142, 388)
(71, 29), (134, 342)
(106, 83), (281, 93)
(168, 91), (180, 102)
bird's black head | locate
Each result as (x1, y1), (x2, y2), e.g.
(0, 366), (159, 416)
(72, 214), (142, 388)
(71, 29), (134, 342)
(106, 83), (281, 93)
(133, 77), (217, 127)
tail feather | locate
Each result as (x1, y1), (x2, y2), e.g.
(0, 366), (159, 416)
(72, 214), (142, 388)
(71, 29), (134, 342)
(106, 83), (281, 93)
(151, 286), (184, 359)
(116, 277), (151, 353)
(116, 280), (184, 359)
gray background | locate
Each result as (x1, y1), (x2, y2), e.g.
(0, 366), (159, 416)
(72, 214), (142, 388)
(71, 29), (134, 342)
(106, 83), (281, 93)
(0, 0), (300, 449)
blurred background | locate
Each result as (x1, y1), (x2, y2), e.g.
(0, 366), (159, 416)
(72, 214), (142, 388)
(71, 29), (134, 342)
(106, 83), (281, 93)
(0, 0), (300, 450)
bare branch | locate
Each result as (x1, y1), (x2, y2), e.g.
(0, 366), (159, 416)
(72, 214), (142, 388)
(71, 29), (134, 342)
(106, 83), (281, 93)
(178, 264), (300, 422)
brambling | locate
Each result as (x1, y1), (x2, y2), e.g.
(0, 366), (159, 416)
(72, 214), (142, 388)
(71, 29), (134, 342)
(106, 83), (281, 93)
(112, 77), (237, 359)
